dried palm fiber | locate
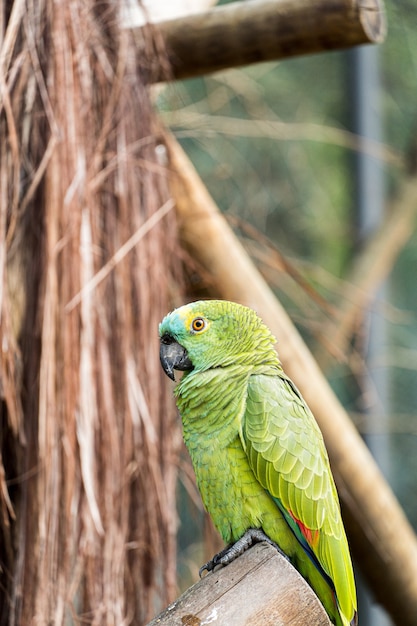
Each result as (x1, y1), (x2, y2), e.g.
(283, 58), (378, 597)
(0, 0), (183, 623)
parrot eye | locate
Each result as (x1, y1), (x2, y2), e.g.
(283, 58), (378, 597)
(191, 317), (206, 333)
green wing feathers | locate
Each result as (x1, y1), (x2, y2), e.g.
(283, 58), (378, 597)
(241, 372), (357, 626)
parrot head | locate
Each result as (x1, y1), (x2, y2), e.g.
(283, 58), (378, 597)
(159, 300), (277, 381)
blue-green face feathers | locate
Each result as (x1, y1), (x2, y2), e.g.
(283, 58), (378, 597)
(159, 300), (277, 379)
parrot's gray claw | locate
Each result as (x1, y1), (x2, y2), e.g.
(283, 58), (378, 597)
(198, 561), (213, 578)
(199, 528), (289, 578)
(199, 543), (232, 577)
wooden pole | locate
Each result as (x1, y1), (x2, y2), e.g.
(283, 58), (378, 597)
(145, 0), (386, 82)
(147, 543), (331, 626)
(166, 134), (417, 626)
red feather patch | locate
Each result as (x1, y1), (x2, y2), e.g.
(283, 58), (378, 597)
(288, 511), (319, 548)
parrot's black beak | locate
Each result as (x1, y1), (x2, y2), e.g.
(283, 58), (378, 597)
(160, 334), (193, 381)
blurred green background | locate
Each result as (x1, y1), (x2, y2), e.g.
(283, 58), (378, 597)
(157, 1), (417, 623)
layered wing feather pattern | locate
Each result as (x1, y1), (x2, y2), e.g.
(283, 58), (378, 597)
(241, 372), (357, 626)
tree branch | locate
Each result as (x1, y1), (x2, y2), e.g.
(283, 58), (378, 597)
(145, 0), (386, 83)
(166, 132), (417, 626)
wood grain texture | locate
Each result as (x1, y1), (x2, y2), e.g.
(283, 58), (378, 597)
(145, 0), (386, 82)
(147, 543), (331, 625)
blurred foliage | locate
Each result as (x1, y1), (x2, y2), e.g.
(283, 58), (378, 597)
(160, 53), (352, 276)
(157, 0), (417, 610)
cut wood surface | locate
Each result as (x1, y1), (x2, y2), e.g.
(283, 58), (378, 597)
(147, 543), (331, 626)
(166, 134), (417, 626)
(145, 0), (386, 82)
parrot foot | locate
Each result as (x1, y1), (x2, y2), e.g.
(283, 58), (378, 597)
(199, 528), (289, 577)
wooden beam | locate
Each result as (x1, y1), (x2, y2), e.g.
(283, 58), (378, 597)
(146, 0), (386, 82)
(166, 133), (417, 626)
(147, 543), (331, 625)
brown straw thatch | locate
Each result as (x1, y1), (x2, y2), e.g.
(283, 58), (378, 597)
(0, 0), (183, 623)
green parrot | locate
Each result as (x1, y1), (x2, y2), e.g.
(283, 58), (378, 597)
(159, 299), (357, 626)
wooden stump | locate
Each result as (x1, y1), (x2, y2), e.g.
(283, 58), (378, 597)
(147, 543), (331, 626)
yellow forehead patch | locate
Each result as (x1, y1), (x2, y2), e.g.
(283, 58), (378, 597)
(177, 307), (209, 333)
